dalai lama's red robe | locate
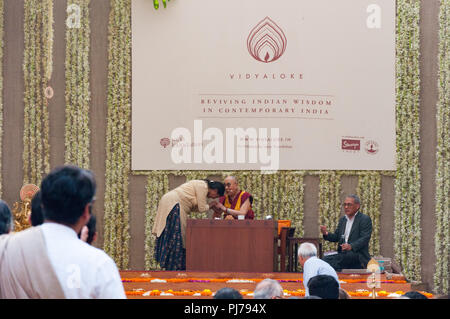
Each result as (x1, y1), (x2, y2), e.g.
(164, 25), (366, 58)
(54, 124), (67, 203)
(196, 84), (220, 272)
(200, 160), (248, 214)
(219, 190), (255, 219)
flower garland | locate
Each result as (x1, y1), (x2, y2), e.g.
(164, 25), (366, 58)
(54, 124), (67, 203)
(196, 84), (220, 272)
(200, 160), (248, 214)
(144, 171), (168, 270)
(23, 0), (53, 186)
(122, 274), (429, 298)
(433, 0), (449, 295)
(0, 0), (4, 197)
(121, 276), (408, 284)
(103, 0), (132, 269)
(123, 289), (432, 299)
(318, 171), (342, 253)
(43, 0), (53, 84)
(394, 0), (422, 282)
(282, 171), (305, 238)
(356, 172), (381, 257)
(64, 0), (91, 169)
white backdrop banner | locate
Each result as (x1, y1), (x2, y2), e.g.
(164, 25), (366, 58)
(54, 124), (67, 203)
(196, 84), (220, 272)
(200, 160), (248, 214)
(132, 0), (396, 171)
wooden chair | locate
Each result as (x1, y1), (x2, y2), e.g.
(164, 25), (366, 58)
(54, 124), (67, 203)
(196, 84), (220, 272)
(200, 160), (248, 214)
(277, 227), (296, 272)
(287, 237), (323, 272)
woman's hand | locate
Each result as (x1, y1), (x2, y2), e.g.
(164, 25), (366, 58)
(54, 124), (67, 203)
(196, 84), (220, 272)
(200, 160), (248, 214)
(212, 201), (227, 212)
(209, 201), (218, 208)
(209, 201), (225, 210)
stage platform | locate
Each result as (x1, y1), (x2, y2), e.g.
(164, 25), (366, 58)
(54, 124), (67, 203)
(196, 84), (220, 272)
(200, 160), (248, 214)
(120, 270), (431, 299)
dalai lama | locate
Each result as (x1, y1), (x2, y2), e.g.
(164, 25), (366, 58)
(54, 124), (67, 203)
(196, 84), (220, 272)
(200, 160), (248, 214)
(211, 176), (255, 220)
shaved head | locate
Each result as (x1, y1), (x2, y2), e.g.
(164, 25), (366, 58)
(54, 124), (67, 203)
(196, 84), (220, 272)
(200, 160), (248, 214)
(224, 175), (238, 184)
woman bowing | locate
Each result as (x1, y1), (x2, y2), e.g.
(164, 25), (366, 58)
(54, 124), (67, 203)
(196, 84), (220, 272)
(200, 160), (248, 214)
(152, 179), (225, 270)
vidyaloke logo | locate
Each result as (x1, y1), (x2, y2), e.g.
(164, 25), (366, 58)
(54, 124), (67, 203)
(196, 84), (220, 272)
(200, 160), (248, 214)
(247, 17), (287, 63)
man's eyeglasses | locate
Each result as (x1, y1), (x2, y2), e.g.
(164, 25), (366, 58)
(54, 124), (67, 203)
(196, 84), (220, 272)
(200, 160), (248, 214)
(343, 203), (354, 207)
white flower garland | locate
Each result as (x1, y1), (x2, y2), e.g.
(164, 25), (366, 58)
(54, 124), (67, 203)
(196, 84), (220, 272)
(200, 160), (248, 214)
(356, 172), (381, 257)
(433, 0), (449, 295)
(103, 0), (131, 269)
(143, 171), (168, 270)
(23, 0), (53, 186)
(394, 0), (422, 282)
(318, 171), (342, 253)
(64, 0), (91, 169)
(286, 171), (305, 238)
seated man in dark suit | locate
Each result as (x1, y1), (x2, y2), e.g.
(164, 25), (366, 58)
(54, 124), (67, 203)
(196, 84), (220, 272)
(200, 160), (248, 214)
(319, 194), (372, 271)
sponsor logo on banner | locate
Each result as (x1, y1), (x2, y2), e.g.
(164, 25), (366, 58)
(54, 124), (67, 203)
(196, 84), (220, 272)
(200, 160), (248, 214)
(167, 120), (280, 171)
(160, 138), (170, 148)
(341, 139), (361, 151)
(365, 140), (379, 155)
(247, 17), (287, 63)
(160, 136), (185, 149)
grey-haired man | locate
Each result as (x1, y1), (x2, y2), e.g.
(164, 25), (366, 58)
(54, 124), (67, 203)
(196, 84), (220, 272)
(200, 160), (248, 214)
(319, 195), (372, 271)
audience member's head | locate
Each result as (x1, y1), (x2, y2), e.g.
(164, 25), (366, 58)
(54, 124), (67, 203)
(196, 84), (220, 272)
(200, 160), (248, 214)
(0, 200), (12, 235)
(402, 291), (428, 299)
(213, 287), (243, 299)
(307, 275), (339, 299)
(343, 194), (361, 218)
(339, 288), (351, 299)
(40, 165), (96, 231)
(78, 214), (97, 245)
(85, 214), (97, 244)
(30, 191), (44, 226)
(254, 279), (283, 299)
(298, 242), (318, 267)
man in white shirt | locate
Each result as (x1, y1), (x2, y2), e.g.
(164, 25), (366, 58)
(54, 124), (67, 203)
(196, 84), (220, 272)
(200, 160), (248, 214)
(298, 242), (339, 297)
(0, 165), (125, 299)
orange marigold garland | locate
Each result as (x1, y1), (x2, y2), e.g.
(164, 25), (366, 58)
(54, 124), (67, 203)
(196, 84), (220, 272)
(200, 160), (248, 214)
(121, 277), (407, 284)
(124, 289), (432, 298)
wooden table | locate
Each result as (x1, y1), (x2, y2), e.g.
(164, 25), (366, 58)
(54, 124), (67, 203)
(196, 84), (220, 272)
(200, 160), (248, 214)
(186, 219), (277, 272)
